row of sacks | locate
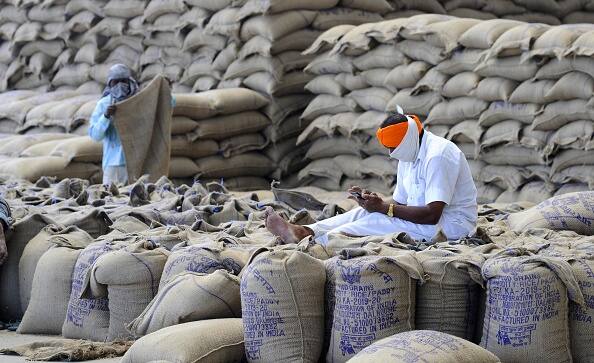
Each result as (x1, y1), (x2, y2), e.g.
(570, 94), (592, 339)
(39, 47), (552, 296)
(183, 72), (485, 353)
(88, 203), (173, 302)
(0, 176), (301, 323)
(3, 173), (594, 361)
(100, 192), (594, 362)
(299, 15), (594, 202)
(126, 193), (594, 362)
(2, 0), (594, 93)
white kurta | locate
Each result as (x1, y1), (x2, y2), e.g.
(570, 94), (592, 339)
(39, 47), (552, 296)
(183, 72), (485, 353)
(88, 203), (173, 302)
(307, 131), (478, 243)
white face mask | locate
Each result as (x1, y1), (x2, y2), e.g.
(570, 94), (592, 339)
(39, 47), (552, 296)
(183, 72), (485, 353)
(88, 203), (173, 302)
(389, 117), (421, 162)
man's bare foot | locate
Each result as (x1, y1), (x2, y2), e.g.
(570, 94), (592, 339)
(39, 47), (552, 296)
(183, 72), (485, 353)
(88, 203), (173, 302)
(264, 207), (312, 244)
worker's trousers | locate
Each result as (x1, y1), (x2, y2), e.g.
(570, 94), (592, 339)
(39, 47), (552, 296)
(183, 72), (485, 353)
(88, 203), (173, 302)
(103, 165), (128, 185)
(306, 207), (438, 245)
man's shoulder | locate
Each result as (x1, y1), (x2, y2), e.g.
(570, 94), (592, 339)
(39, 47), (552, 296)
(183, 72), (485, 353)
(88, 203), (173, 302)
(425, 132), (461, 160)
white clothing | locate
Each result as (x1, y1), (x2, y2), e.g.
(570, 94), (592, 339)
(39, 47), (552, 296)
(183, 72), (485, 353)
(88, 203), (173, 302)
(103, 165), (128, 185)
(307, 207), (437, 244)
(307, 131), (477, 243)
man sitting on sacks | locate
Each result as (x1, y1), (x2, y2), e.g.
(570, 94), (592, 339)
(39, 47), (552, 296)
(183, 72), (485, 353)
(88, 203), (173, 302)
(265, 107), (478, 244)
(89, 64), (140, 185)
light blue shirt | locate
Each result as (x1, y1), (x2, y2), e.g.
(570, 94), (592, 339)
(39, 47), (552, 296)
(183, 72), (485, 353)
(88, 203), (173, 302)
(89, 94), (176, 170)
(88, 95), (125, 170)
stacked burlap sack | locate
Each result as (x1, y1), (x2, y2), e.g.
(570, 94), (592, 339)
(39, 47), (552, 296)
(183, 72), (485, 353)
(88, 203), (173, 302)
(169, 88), (274, 190)
(382, 0), (594, 24)
(1, 178), (593, 362)
(0, 133), (102, 182)
(300, 15), (594, 203)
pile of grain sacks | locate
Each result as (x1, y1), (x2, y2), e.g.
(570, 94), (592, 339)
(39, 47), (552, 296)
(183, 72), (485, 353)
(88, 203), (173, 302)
(383, 0), (594, 24)
(300, 15), (594, 203)
(0, 88), (281, 190)
(2, 179), (593, 363)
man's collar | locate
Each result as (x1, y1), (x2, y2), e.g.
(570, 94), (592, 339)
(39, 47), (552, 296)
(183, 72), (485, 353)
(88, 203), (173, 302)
(415, 130), (430, 163)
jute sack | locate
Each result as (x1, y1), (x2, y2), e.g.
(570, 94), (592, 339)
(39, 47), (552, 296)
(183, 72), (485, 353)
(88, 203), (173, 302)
(533, 99), (590, 131)
(173, 89), (268, 120)
(474, 56), (538, 82)
(335, 73), (368, 91)
(386, 89), (442, 117)
(436, 49), (483, 75)
(479, 120), (523, 148)
(442, 72), (481, 99)
(349, 330), (500, 363)
(311, 8), (382, 31)
(545, 72), (594, 101)
(89, 241), (169, 340)
(129, 270), (241, 337)
(567, 257), (594, 363)
(415, 247), (484, 340)
(487, 23), (550, 58)
(301, 94), (359, 121)
(384, 61), (430, 92)
(303, 24), (355, 55)
(416, 18), (481, 53)
(324, 251), (423, 362)
(188, 111), (270, 141)
(426, 97), (488, 125)
(17, 246), (83, 334)
(171, 137), (218, 159)
(113, 75), (171, 183)
(159, 243), (229, 288)
(352, 44), (408, 71)
(18, 225), (93, 313)
(304, 51), (355, 75)
(508, 79), (554, 104)
(50, 136), (102, 163)
(482, 145), (545, 166)
(347, 87), (392, 112)
(195, 153), (275, 179)
(474, 77), (518, 102)
(241, 249), (325, 363)
(508, 192), (594, 235)
(121, 319), (245, 363)
(551, 149), (594, 175)
(62, 241), (128, 342)
(239, 10), (316, 42)
(481, 250), (584, 363)
(478, 101), (540, 127)
(459, 19), (522, 49)
(475, 182), (504, 204)
(0, 214), (55, 322)
(547, 120), (594, 152)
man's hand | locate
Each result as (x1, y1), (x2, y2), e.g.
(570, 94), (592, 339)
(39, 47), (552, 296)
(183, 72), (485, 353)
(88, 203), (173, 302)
(105, 105), (116, 118)
(348, 186), (389, 214)
(0, 224), (7, 266)
(360, 191), (389, 214)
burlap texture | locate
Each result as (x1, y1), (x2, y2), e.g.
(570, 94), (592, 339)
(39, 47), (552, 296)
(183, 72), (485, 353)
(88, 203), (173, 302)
(349, 330), (501, 363)
(129, 270), (241, 337)
(241, 249), (326, 363)
(18, 247), (83, 335)
(121, 319), (245, 363)
(90, 241), (169, 341)
(480, 250), (584, 363)
(113, 75), (172, 183)
(324, 251), (423, 363)
(415, 246), (485, 340)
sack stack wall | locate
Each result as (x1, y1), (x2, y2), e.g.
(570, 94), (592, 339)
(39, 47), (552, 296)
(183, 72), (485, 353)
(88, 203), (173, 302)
(300, 16), (594, 203)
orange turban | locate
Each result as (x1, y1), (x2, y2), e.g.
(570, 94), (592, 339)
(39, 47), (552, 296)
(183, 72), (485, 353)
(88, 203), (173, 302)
(376, 115), (423, 148)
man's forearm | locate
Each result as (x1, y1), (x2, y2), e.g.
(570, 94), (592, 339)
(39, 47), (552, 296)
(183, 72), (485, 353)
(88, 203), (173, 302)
(387, 203), (441, 225)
